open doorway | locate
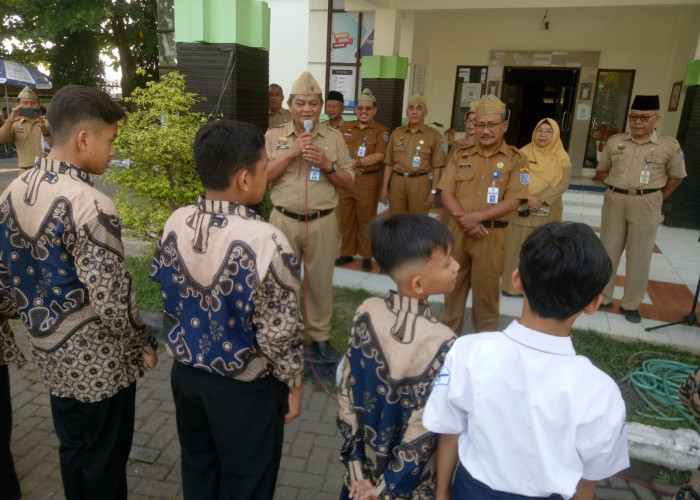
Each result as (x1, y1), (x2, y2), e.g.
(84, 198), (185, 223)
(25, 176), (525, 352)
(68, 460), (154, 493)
(501, 67), (579, 149)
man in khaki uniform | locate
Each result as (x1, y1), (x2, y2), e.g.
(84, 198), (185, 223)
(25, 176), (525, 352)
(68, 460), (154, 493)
(381, 95), (447, 215)
(269, 84), (292, 128)
(265, 71), (354, 362)
(439, 95), (529, 334)
(0, 86), (49, 174)
(597, 95), (686, 323)
(336, 89), (389, 272)
(324, 91), (345, 131)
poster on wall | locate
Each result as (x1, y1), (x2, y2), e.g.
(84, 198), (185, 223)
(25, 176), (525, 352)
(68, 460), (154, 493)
(331, 12), (359, 64)
(460, 83), (482, 108)
(330, 67), (356, 112)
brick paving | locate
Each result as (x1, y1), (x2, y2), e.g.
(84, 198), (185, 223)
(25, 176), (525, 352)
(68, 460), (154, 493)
(6, 320), (685, 500)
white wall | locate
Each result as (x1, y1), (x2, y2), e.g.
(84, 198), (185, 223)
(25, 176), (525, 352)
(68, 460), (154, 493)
(410, 6), (700, 139)
(267, 0), (310, 96)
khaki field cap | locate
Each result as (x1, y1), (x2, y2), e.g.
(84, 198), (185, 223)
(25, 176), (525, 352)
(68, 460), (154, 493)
(408, 94), (427, 106)
(474, 94), (506, 117)
(18, 86), (38, 100)
(357, 88), (376, 103)
(290, 72), (322, 95)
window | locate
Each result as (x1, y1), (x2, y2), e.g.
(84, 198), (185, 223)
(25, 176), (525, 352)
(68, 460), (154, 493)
(325, 1), (374, 113)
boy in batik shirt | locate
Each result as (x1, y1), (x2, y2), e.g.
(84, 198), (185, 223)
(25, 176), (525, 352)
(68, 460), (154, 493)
(337, 214), (458, 500)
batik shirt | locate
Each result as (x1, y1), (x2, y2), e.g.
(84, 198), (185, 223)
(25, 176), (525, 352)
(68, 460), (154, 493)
(150, 197), (303, 387)
(0, 158), (156, 402)
(338, 291), (456, 499)
(0, 302), (26, 369)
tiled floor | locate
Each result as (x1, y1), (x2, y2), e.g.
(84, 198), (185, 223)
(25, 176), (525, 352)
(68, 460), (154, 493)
(334, 179), (700, 352)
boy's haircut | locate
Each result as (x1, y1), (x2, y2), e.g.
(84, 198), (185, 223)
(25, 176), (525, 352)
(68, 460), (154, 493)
(47, 85), (126, 146)
(193, 119), (264, 191)
(367, 214), (453, 275)
(519, 221), (612, 320)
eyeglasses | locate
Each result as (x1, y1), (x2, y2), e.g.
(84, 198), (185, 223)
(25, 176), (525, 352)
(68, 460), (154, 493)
(465, 119), (475, 125)
(475, 121), (503, 131)
(356, 106), (374, 112)
(629, 114), (657, 122)
(535, 128), (553, 135)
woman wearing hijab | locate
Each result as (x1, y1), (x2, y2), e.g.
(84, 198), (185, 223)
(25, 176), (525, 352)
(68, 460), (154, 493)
(501, 118), (572, 296)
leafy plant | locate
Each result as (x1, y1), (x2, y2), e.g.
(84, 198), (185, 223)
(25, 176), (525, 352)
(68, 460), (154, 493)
(106, 72), (208, 242)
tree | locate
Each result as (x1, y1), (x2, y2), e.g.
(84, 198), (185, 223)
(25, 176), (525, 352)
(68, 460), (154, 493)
(0, 0), (158, 95)
(106, 72), (208, 242)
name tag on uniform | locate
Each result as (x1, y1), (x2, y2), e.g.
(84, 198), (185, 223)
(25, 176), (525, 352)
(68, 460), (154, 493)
(357, 145), (366, 157)
(309, 165), (321, 182)
(412, 156), (421, 168)
(487, 186), (499, 204)
(640, 170), (650, 184)
(459, 164), (471, 169)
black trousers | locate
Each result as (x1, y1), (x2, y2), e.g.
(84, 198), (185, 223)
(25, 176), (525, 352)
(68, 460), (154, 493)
(171, 361), (288, 500)
(452, 464), (565, 500)
(0, 364), (21, 500)
(50, 382), (136, 500)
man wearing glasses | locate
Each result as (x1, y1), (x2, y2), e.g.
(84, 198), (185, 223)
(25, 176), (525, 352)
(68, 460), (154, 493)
(438, 94), (529, 334)
(381, 94), (447, 215)
(597, 95), (686, 324)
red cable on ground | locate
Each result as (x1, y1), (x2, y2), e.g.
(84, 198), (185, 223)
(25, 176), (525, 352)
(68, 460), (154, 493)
(614, 473), (677, 497)
(303, 155), (338, 402)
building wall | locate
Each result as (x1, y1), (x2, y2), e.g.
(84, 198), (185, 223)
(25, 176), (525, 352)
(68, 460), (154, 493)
(267, 0), (311, 95)
(409, 6), (700, 145)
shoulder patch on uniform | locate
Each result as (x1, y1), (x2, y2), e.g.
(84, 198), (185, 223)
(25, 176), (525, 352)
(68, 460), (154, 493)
(434, 367), (450, 386)
(383, 133), (389, 142)
(441, 143), (447, 153)
(679, 150), (685, 162)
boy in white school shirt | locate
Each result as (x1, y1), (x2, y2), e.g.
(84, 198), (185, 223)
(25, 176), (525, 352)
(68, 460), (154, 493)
(423, 221), (629, 500)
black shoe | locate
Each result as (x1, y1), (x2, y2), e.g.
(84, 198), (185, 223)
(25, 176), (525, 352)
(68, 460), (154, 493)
(501, 290), (522, 298)
(361, 258), (373, 272)
(599, 302), (613, 309)
(620, 307), (641, 324)
(335, 256), (353, 266)
(310, 341), (342, 363)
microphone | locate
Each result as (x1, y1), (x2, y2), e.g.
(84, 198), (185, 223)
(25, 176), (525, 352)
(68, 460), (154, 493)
(304, 120), (313, 133)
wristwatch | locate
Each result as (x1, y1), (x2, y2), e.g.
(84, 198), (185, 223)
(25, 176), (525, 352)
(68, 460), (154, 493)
(430, 189), (438, 195)
(327, 162), (338, 175)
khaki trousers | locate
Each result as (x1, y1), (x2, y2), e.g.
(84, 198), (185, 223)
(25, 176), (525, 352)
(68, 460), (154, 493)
(600, 189), (662, 310)
(338, 171), (382, 259)
(442, 223), (507, 334)
(388, 173), (430, 216)
(501, 223), (534, 296)
(270, 209), (338, 342)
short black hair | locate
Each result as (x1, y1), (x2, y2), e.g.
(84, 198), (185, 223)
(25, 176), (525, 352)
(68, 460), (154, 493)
(367, 214), (453, 276)
(47, 85), (125, 146)
(269, 83), (283, 92)
(193, 119), (264, 190)
(519, 222), (612, 320)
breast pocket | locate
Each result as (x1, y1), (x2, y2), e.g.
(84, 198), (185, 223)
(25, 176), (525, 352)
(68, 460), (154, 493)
(454, 168), (476, 198)
(610, 150), (626, 168)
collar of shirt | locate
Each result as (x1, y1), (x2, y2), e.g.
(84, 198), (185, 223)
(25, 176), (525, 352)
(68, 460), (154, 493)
(405, 123), (430, 135)
(345, 119), (376, 132)
(195, 196), (262, 221)
(37, 157), (94, 187)
(285, 120), (334, 139)
(467, 140), (511, 159)
(622, 129), (659, 145)
(502, 320), (575, 356)
(385, 290), (432, 319)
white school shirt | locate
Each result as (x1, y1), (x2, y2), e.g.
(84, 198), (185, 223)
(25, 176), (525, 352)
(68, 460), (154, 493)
(423, 321), (629, 499)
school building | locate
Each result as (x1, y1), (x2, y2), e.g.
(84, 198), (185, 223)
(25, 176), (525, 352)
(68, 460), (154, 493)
(265, 0), (700, 179)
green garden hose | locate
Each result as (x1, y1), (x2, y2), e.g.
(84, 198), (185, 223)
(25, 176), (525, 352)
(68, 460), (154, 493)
(622, 355), (698, 425)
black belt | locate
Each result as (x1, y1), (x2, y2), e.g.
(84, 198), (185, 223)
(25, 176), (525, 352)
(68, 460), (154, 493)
(608, 186), (660, 196)
(274, 206), (334, 222)
(481, 220), (508, 229)
(393, 171), (428, 178)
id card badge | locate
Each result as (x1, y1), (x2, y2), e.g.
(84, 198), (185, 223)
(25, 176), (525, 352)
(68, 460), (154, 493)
(487, 186), (499, 204)
(357, 145), (366, 157)
(412, 156), (421, 168)
(639, 170), (650, 184)
(309, 165), (321, 182)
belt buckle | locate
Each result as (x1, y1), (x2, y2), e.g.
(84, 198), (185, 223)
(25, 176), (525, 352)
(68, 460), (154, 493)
(627, 189), (637, 196)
